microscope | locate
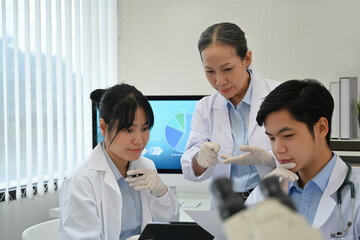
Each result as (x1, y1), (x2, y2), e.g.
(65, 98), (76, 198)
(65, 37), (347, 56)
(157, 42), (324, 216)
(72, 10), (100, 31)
(211, 177), (324, 240)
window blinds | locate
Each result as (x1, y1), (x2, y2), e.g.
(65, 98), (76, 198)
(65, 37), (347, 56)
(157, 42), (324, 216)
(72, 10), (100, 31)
(0, 0), (118, 203)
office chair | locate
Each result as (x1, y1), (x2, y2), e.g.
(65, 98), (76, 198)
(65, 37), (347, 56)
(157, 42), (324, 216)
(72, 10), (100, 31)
(22, 218), (59, 240)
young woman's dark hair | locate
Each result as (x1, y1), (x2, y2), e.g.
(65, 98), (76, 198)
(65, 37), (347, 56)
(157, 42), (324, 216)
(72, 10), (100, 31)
(90, 83), (154, 145)
(197, 22), (248, 60)
(256, 79), (334, 146)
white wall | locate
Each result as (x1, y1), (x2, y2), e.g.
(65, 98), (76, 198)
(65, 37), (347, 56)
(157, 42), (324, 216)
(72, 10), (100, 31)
(119, 0), (360, 95)
(0, 192), (59, 240)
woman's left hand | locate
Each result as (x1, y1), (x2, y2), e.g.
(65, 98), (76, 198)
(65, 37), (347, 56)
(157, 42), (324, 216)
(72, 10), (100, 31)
(125, 168), (168, 197)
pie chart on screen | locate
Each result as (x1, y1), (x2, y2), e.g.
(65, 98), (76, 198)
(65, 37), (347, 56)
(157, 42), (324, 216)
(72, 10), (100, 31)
(165, 113), (193, 153)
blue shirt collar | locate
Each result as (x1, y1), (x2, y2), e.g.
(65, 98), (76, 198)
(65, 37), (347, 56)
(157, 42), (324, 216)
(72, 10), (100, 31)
(100, 141), (136, 181)
(311, 153), (337, 191)
(289, 153), (337, 192)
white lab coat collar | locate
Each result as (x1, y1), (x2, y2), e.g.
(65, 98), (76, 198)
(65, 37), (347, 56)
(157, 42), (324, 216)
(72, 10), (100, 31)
(213, 94), (232, 143)
(211, 71), (272, 144)
(88, 144), (121, 197)
(87, 144), (156, 199)
(248, 71), (272, 139)
(312, 155), (348, 228)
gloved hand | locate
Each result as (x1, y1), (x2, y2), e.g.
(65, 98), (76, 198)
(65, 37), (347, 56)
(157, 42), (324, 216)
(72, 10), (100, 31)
(264, 163), (298, 182)
(125, 168), (168, 197)
(195, 142), (221, 168)
(264, 163), (298, 193)
(221, 145), (276, 167)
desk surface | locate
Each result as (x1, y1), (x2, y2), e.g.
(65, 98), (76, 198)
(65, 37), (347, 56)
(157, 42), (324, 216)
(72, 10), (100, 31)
(49, 188), (211, 222)
(176, 188), (210, 221)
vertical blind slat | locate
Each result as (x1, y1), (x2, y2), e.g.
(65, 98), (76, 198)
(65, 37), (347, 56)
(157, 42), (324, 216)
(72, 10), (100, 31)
(24, 0), (33, 199)
(75, 0), (83, 165)
(108, 0), (118, 87)
(65, 0), (74, 174)
(91, 0), (100, 89)
(2, 0), (9, 203)
(56, 0), (65, 187)
(99, 0), (107, 88)
(46, 0), (55, 194)
(13, 0), (22, 201)
(35, 0), (45, 196)
(82, 0), (92, 159)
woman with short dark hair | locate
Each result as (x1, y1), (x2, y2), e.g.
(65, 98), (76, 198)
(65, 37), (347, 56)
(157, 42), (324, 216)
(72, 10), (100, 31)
(59, 83), (179, 240)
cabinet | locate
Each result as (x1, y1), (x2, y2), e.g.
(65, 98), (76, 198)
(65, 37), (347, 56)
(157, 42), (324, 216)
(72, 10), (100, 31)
(330, 139), (360, 165)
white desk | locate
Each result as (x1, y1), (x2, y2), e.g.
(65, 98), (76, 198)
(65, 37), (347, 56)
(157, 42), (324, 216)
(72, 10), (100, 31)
(49, 187), (210, 222)
(176, 188), (210, 221)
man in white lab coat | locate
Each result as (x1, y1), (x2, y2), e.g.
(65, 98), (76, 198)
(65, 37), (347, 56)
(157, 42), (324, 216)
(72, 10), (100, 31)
(246, 79), (360, 240)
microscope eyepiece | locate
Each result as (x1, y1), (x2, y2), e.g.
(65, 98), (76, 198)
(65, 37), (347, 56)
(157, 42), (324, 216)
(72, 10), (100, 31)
(259, 176), (296, 211)
(211, 178), (246, 220)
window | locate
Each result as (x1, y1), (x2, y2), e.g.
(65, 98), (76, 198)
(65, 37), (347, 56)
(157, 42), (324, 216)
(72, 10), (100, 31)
(0, 0), (118, 202)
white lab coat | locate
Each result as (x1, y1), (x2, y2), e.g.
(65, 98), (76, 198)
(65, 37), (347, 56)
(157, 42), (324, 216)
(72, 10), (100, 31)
(246, 155), (360, 240)
(59, 144), (180, 240)
(181, 71), (279, 209)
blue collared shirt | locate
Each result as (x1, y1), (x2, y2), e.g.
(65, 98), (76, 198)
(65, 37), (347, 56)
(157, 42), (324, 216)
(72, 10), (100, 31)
(289, 153), (337, 225)
(101, 141), (142, 240)
(228, 70), (261, 192)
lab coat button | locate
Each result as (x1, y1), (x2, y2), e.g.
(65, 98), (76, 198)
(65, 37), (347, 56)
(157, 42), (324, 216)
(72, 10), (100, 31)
(226, 149), (231, 154)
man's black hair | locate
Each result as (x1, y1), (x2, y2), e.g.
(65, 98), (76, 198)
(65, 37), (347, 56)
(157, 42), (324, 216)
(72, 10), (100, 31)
(256, 79), (334, 146)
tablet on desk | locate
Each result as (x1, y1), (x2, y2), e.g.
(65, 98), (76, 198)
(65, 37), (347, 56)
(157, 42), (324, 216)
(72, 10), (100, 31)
(139, 222), (214, 240)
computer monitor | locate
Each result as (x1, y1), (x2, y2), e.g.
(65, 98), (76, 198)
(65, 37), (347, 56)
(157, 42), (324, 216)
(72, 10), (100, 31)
(92, 95), (206, 174)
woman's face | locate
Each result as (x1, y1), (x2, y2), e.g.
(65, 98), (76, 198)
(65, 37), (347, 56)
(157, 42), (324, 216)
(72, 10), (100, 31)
(201, 44), (252, 106)
(101, 107), (150, 165)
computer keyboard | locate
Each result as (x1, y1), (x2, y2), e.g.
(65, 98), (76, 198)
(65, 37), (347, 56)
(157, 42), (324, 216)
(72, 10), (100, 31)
(179, 199), (201, 208)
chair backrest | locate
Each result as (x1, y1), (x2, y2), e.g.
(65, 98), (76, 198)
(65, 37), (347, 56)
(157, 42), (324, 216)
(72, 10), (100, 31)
(22, 218), (60, 240)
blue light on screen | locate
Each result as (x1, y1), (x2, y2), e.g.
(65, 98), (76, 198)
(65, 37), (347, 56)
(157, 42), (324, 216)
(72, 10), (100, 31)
(143, 100), (197, 171)
(95, 98), (201, 172)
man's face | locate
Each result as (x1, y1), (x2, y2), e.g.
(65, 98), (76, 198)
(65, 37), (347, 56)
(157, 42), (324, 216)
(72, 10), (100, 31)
(264, 109), (317, 173)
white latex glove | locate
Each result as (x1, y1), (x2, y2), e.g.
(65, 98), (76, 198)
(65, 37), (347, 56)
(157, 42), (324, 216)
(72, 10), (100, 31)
(125, 168), (168, 197)
(264, 163), (298, 182)
(195, 142), (221, 168)
(221, 145), (276, 167)
(264, 163), (298, 194)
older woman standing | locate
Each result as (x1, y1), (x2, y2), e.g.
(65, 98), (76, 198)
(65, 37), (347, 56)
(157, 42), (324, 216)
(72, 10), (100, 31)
(181, 22), (279, 209)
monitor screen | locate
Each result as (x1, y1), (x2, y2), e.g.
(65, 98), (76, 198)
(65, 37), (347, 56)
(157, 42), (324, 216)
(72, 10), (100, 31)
(92, 95), (205, 173)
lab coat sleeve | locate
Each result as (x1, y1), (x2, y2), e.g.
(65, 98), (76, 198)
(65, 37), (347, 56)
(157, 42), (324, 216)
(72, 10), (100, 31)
(59, 173), (102, 240)
(148, 186), (180, 222)
(181, 98), (215, 182)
